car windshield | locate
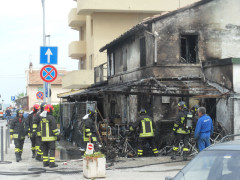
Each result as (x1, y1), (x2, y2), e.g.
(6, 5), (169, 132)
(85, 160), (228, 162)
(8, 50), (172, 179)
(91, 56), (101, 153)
(174, 150), (240, 180)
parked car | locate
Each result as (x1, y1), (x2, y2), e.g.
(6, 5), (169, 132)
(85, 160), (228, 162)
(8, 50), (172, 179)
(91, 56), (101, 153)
(166, 134), (240, 180)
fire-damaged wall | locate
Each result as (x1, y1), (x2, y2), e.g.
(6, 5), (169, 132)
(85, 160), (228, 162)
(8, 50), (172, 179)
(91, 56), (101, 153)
(152, 0), (240, 63)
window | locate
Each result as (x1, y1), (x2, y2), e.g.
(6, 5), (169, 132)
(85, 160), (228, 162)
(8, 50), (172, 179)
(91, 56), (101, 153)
(123, 49), (127, 72)
(180, 35), (198, 63)
(140, 37), (146, 67)
(108, 53), (115, 76)
(89, 54), (94, 70)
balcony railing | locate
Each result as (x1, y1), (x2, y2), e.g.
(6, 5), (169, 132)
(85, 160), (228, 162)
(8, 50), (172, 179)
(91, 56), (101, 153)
(94, 62), (107, 84)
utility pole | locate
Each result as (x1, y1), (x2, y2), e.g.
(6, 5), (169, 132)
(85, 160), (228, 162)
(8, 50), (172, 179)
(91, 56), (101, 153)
(42, 0), (46, 103)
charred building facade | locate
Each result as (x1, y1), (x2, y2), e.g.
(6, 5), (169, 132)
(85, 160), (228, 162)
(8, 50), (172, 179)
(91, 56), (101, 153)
(60, 0), (240, 148)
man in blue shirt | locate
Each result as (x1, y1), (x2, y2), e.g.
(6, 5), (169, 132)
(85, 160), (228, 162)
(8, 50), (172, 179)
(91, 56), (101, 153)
(194, 107), (214, 152)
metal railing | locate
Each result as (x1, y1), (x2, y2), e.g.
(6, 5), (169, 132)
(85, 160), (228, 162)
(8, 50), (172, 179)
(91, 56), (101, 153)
(94, 62), (107, 84)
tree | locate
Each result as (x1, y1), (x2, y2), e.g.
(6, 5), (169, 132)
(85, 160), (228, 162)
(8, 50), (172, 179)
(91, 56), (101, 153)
(16, 92), (25, 99)
(52, 104), (60, 124)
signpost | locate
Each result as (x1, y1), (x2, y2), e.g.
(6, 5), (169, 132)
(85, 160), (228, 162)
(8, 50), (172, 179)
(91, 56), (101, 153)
(40, 65), (58, 104)
(11, 96), (15, 101)
(40, 46), (58, 65)
(36, 91), (44, 100)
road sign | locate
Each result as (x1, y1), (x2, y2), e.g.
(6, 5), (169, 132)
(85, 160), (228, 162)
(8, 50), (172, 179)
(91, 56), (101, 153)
(86, 143), (94, 155)
(40, 65), (58, 83)
(36, 91), (44, 100)
(11, 96), (15, 101)
(40, 46), (58, 64)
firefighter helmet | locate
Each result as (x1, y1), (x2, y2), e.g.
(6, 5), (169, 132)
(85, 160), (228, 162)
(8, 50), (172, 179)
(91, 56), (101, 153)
(88, 107), (96, 115)
(44, 104), (54, 113)
(178, 101), (187, 109)
(18, 110), (24, 114)
(139, 108), (147, 114)
(40, 102), (47, 111)
(191, 104), (200, 113)
(33, 104), (40, 111)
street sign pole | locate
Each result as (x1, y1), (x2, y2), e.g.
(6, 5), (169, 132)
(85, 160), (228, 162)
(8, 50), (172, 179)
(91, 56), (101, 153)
(42, 0), (46, 103)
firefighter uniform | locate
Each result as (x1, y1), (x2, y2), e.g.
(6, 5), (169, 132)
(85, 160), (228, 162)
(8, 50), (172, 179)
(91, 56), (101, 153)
(83, 110), (98, 151)
(27, 107), (39, 158)
(40, 105), (59, 168)
(32, 111), (44, 160)
(10, 110), (28, 162)
(132, 109), (158, 157)
(172, 101), (190, 161)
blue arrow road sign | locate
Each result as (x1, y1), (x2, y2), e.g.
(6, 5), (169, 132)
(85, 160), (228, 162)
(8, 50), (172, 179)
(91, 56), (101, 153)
(11, 96), (15, 101)
(40, 46), (58, 64)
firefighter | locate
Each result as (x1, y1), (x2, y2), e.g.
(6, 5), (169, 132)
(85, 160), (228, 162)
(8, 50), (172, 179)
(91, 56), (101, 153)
(190, 104), (200, 130)
(10, 110), (28, 162)
(32, 102), (46, 161)
(27, 104), (40, 158)
(40, 104), (60, 168)
(82, 107), (99, 151)
(131, 108), (158, 157)
(172, 101), (191, 161)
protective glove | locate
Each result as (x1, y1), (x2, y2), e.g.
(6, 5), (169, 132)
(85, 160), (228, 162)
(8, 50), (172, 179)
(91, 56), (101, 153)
(56, 135), (61, 141)
(10, 135), (13, 140)
(129, 126), (134, 132)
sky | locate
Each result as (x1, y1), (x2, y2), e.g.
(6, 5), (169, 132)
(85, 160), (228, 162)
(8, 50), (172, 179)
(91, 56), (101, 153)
(0, 0), (79, 104)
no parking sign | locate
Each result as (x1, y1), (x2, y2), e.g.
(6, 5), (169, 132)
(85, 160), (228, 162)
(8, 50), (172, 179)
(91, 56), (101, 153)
(40, 65), (58, 83)
(85, 143), (94, 155)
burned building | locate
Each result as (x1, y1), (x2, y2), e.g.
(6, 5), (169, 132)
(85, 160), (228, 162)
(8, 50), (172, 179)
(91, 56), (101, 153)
(60, 0), (240, 148)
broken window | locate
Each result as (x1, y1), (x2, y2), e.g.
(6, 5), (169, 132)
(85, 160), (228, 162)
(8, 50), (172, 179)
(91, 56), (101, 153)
(123, 49), (127, 72)
(140, 37), (146, 67)
(180, 35), (198, 63)
(107, 53), (115, 76)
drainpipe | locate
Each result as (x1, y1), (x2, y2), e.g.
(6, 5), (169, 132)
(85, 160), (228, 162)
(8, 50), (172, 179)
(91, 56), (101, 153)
(144, 31), (158, 64)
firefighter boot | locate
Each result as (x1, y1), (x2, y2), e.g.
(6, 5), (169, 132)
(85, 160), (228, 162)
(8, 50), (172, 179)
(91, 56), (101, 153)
(19, 152), (22, 161)
(183, 152), (188, 161)
(36, 154), (42, 161)
(49, 162), (58, 168)
(43, 161), (49, 167)
(15, 153), (20, 162)
(171, 151), (176, 160)
(32, 150), (36, 158)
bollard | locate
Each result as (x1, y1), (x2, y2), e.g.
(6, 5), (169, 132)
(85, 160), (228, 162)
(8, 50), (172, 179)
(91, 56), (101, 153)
(1, 126), (3, 161)
(5, 129), (8, 154)
(8, 125), (11, 147)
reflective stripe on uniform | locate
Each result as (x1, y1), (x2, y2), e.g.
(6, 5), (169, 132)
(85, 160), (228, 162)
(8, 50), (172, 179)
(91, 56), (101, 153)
(41, 118), (56, 142)
(83, 125), (90, 142)
(43, 156), (48, 162)
(37, 132), (41, 136)
(31, 147), (36, 150)
(10, 129), (13, 132)
(176, 128), (190, 134)
(33, 124), (37, 129)
(173, 147), (179, 151)
(152, 148), (158, 153)
(49, 157), (55, 162)
(183, 148), (189, 152)
(139, 118), (154, 137)
(13, 134), (18, 138)
(86, 133), (92, 136)
(85, 129), (91, 132)
(92, 137), (97, 142)
(15, 148), (20, 152)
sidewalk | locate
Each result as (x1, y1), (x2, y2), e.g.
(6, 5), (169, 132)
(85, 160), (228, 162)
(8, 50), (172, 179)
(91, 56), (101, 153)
(0, 120), (187, 180)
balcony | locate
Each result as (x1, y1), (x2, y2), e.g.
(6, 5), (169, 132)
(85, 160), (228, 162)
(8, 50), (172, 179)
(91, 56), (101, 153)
(69, 41), (86, 59)
(62, 70), (94, 89)
(94, 62), (107, 84)
(77, 0), (199, 14)
(68, 8), (86, 30)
